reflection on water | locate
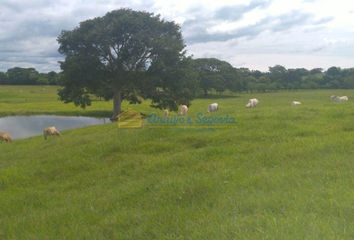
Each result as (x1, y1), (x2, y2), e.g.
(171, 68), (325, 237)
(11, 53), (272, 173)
(0, 115), (110, 139)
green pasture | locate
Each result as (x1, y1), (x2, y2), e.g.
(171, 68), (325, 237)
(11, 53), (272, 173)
(0, 85), (353, 239)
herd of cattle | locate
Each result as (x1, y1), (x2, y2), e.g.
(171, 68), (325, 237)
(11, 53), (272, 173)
(0, 95), (350, 143)
(172, 95), (348, 116)
(330, 95), (349, 102)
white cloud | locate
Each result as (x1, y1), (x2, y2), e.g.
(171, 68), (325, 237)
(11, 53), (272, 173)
(0, 0), (353, 72)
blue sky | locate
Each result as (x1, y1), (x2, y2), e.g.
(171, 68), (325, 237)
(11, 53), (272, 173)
(0, 0), (353, 72)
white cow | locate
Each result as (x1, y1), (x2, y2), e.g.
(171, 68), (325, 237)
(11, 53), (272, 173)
(331, 95), (348, 102)
(163, 109), (169, 117)
(208, 103), (219, 112)
(43, 126), (61, 140)
(246, 98), (259, 108)
(179, 105), (188, 116)
(337, 96), (348, 102)
(292, 101), (301, 106)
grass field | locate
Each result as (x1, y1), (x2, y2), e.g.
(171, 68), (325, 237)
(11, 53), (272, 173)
(0, 85), (354, 239)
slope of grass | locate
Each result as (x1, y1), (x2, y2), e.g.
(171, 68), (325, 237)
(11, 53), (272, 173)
(0, 86), (354, 239)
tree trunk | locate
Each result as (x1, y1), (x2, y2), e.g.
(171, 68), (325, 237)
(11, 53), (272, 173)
(111, 90), (121, 121)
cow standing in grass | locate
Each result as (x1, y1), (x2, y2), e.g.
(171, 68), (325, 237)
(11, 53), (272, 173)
(292, 101), (301, 106)
(331, 95), (349, 102)
(208, 103), (219, 112)
(179, 105), (188, 116)
(0, 132), (12, 143)
(43, 126), (61, 140)
(246, 98), (259, 108)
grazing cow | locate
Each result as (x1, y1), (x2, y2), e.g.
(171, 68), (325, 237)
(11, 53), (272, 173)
(43, 126), (61, 140)
(292, 101), (301, 106)
(0, 132), (12, 143)
(208, 103), (219, 112)
(246, 98), (259, 108)
(163, 109), (169, 117)
(179, 105), (188, 116)
(331, 95), (349, 102)
(338, 96), (348, 102)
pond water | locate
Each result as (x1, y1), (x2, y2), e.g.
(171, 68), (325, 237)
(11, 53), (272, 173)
(0, 115), (110, 139)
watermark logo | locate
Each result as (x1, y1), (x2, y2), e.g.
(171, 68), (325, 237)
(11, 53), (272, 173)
(117, 108), (237, 129)
(117, 110), (236, 129)
(145, 113), (236, 128)
(117, 110), (144, 128)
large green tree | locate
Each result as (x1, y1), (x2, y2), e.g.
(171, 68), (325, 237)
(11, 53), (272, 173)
(57, 9), (197, 119)
(193, 58), (236, 96)
(6, 67), (39, 85)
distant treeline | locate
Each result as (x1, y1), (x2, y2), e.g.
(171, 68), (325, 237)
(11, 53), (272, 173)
(0, 67), (61, 85)
(1, 61), (354, 94)
(234, 65), (354, 92)
(192, 59), (354, 95)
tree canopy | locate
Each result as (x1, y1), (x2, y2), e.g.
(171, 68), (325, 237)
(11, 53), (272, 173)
(192, 58), (237, 96)
(57, 8), (197, 119)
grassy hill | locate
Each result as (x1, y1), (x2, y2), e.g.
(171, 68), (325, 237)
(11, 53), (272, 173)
(0, 86), (354, 239)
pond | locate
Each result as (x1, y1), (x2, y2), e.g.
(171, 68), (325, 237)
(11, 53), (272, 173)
(0, 115), (110, 140)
